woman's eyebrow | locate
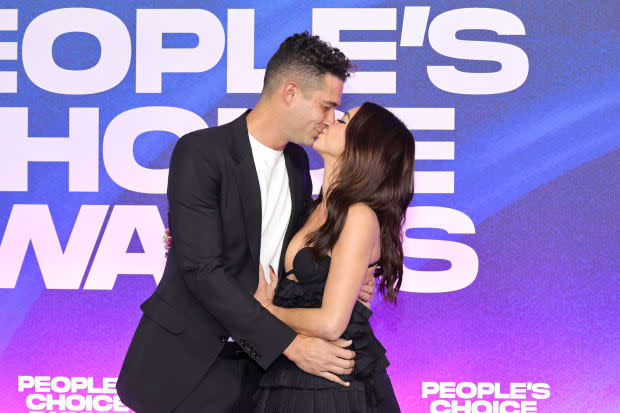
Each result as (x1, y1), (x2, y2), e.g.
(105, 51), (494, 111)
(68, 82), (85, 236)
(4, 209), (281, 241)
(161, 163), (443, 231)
(344, 112), (351, 121)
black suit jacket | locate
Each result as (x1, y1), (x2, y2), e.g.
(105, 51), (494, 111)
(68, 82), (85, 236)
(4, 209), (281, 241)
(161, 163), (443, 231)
(116, 111), (313, 413)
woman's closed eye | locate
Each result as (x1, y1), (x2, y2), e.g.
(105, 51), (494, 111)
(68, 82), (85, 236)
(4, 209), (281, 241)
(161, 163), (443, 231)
(337, 119), (346, 124)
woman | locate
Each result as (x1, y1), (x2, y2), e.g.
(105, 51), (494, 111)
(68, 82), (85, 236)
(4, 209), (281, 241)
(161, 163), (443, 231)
(252, 101), (415, 413)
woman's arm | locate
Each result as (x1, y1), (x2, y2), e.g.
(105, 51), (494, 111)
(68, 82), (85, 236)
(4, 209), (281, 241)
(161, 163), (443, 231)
(266, 203), (380, 341)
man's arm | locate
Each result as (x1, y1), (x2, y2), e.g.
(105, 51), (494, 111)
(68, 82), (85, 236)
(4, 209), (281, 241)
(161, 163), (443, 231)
(167, 137), (357, 384)
(167, 135), (296, 369)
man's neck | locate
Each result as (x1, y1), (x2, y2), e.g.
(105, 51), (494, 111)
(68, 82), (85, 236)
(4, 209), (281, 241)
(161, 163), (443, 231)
(246, 100), (288, 151)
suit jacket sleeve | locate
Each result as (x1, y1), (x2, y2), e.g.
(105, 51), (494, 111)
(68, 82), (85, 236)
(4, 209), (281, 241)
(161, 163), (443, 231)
(167, 134), (296, 370)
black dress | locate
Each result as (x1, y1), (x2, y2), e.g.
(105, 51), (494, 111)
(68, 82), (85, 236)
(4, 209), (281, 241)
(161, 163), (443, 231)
(253, 247), (401, 413)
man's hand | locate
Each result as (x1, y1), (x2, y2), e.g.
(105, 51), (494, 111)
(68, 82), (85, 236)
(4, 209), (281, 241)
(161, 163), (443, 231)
(163, 228), (172, 257)
(283, 334), (355, 387)
(357, 276), (377, 309)
(254, 264), (277, 309)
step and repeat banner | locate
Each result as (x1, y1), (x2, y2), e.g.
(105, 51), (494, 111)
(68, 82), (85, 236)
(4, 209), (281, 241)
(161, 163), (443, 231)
(1, 1), (618, 412)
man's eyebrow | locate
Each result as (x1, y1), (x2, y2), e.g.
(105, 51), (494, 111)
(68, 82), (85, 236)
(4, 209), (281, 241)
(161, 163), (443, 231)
(322, 100), (339, 107)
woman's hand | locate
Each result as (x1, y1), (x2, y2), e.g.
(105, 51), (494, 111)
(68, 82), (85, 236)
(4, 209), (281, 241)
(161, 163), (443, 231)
(254, 264), (278, 311)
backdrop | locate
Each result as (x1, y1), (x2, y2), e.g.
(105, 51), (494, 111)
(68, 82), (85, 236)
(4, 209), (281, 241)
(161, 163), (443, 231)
(1, 1), (618, 412)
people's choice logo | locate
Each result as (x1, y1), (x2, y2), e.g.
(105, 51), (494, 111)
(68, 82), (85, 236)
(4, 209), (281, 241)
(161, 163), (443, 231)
(422, 381), (551, 413)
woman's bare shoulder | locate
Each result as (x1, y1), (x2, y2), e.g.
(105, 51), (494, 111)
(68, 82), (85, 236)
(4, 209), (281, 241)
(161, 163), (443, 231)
(342, 203), (380, 242)
(347, 203), (379, 226)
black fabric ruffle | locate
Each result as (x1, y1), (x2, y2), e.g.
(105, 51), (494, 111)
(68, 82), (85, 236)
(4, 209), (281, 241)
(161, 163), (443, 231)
(273, 277), (324, 308)
(253, 382), (386, 413)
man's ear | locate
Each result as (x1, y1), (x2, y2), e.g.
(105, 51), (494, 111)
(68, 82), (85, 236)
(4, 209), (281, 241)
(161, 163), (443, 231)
(282, 81), (299, 106)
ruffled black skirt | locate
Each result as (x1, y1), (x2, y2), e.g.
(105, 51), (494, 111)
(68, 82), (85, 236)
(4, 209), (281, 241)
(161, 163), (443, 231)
(253, 357), (400, 413)
(253, 280), (400, 413)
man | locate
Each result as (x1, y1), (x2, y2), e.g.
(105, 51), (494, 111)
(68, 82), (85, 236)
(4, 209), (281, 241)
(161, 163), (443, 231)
(116, 32), (375, 413)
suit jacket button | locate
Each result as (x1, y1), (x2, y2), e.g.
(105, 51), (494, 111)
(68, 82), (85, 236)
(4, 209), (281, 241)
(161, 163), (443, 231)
(219, 335), (228, 342)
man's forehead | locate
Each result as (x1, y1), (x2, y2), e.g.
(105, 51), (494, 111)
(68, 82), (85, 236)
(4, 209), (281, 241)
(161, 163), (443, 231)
(313, 89), (340, 107)
(317, 77), (344, 105)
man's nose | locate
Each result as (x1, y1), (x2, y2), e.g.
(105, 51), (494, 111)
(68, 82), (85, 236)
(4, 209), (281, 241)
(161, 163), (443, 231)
(325, 109), (336, 125)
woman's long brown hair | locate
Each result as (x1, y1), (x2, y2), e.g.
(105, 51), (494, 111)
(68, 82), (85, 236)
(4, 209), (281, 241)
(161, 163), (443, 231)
(306, 102), (415, 303)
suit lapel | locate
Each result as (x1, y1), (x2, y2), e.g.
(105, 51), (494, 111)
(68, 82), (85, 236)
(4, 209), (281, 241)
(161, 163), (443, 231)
(278, 145), (304, 276)
(228, 110), (306, 273)
(230, 111), (262, 265)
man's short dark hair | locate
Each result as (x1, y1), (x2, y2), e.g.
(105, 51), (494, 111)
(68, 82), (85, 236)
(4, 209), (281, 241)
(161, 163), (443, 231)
(263, 31), (354, 96)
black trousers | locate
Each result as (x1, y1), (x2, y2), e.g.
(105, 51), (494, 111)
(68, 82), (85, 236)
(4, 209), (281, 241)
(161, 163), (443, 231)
(172, 342), (263, 413)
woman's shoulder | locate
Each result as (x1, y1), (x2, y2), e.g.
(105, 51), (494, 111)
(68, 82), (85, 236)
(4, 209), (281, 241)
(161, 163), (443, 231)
(343, 203), (380, 239)
(346, 203), (379, 225)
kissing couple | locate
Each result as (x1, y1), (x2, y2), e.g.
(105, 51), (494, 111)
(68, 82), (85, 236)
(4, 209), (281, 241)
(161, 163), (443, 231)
(117, 31), (414, 413)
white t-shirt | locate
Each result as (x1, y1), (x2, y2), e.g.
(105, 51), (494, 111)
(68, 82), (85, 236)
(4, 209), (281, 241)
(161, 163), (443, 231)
(248, 132), (292, 283)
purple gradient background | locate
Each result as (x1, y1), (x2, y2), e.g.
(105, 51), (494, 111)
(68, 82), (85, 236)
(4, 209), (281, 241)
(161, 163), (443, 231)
(1, 1), (619, 412)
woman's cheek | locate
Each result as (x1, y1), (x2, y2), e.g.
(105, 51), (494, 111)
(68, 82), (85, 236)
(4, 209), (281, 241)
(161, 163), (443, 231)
(337, 133), (346, 155)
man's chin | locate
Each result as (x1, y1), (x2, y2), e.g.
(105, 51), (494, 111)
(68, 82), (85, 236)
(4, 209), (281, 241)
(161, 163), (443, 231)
(301, 136), (317, 147)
